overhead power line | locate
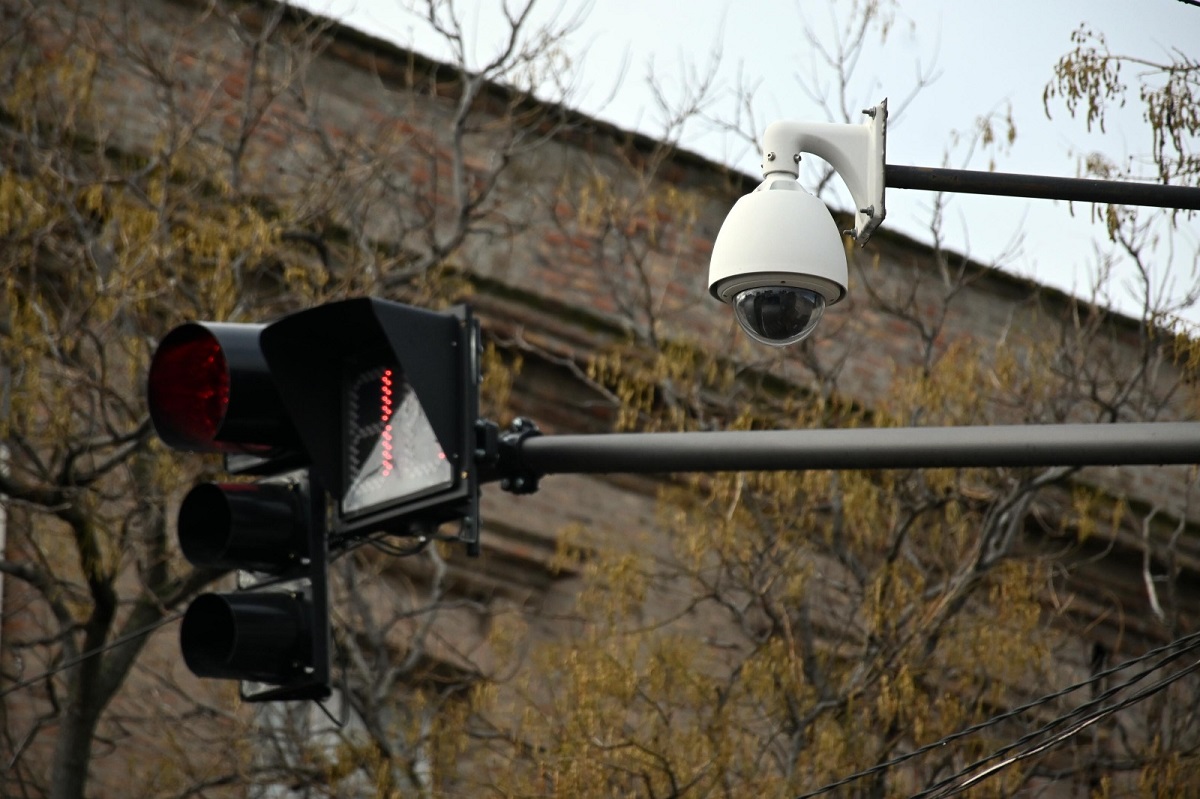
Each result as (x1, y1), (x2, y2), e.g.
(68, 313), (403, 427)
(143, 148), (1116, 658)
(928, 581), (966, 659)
(0, 612), (183, 700)
(916, 646), (1200, 797)
(796, 629), (1200, 798)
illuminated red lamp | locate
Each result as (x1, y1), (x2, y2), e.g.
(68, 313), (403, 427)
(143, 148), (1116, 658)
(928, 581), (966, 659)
(148, 325), (231, 450)
(381, 369), (394, 478)
(147, 322), (295, 455)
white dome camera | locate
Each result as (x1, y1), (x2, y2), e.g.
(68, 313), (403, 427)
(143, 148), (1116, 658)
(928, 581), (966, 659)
(708, 178), (847, 346)
(709, 101), (887, 346)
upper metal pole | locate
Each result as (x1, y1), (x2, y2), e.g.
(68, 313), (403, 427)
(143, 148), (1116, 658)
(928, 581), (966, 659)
(512, 422), (1200, 477)
(886, 164), (1200, 211)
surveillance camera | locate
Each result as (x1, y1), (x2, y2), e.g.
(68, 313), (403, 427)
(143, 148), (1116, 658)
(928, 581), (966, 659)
(708, 177), (848, 346)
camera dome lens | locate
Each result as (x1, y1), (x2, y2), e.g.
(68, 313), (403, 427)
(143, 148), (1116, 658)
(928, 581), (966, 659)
(733, 286), (826, 346)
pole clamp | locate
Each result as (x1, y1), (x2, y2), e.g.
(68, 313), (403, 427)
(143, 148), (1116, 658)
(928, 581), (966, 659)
(496, 417), (543, 495)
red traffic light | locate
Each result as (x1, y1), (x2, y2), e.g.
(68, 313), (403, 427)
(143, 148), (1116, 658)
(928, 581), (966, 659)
(148, 322), (297, 455)
(148, 324), (231, 450)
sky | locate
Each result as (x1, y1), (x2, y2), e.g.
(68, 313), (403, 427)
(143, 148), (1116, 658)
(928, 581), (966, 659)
(291, 0), (1199, 323)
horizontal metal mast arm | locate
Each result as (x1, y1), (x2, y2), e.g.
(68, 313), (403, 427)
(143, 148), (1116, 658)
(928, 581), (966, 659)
(514, 422), (1200, 477)
(886, 164), (1200, 211)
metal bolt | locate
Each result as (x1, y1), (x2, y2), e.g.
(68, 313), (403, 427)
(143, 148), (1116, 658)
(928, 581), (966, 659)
(862, 107), (876, 118)
(843, 228), (857, 239)
(793, 153), (802, 163)
(859, 205), (875, 217)
(766, 152), (776, 162)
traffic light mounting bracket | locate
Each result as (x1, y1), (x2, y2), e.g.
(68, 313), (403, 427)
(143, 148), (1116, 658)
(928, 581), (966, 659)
(479, 417), (544, 495)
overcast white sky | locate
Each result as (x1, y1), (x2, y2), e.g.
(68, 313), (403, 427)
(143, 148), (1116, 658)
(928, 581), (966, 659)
(293, 0), (1199, 322)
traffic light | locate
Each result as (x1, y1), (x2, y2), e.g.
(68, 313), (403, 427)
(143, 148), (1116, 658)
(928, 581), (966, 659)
(147, 323), (300, 465)
(148, 298), (481, 700)
(176, 476), (330, 701)
(148, 322), (331, 702)
(257, 298), (481, 549)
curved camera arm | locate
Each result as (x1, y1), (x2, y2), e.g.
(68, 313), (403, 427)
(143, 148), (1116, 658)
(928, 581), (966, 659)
(760, 99), (888, 245)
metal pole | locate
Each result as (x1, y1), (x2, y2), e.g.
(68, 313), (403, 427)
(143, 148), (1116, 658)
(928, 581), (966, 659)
(886, 165), (1200, 211)
(514, 422), (1200, 477)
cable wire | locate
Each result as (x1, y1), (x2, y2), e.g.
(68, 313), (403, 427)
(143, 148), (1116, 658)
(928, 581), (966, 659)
(330, 530), (433, 561)
(795, 629), (1200, 798)
(925, 654), (1200, 798)
(0, 611), (183, 699)
(911, 638), (1200, 798)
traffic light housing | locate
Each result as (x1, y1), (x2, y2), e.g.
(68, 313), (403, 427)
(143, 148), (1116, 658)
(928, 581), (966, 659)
(259, 298), (481, 548)
(176, 477), (331, 701)
(148, 298), (481, 701)
(148, 321), (331, 701)
(147, 323), (300, 465)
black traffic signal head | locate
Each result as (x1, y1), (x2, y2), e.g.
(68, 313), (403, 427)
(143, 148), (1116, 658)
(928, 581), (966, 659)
(176, 477), (331, 702)
(147, 318), (332, 702)
(181, 591), (318, 686)
(149, 297), (480, 702)
(178, 481), (309, 575)
(148, 298), (481, 544)
(259, 298), (480, 545)
(147, 322), (300, 466)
